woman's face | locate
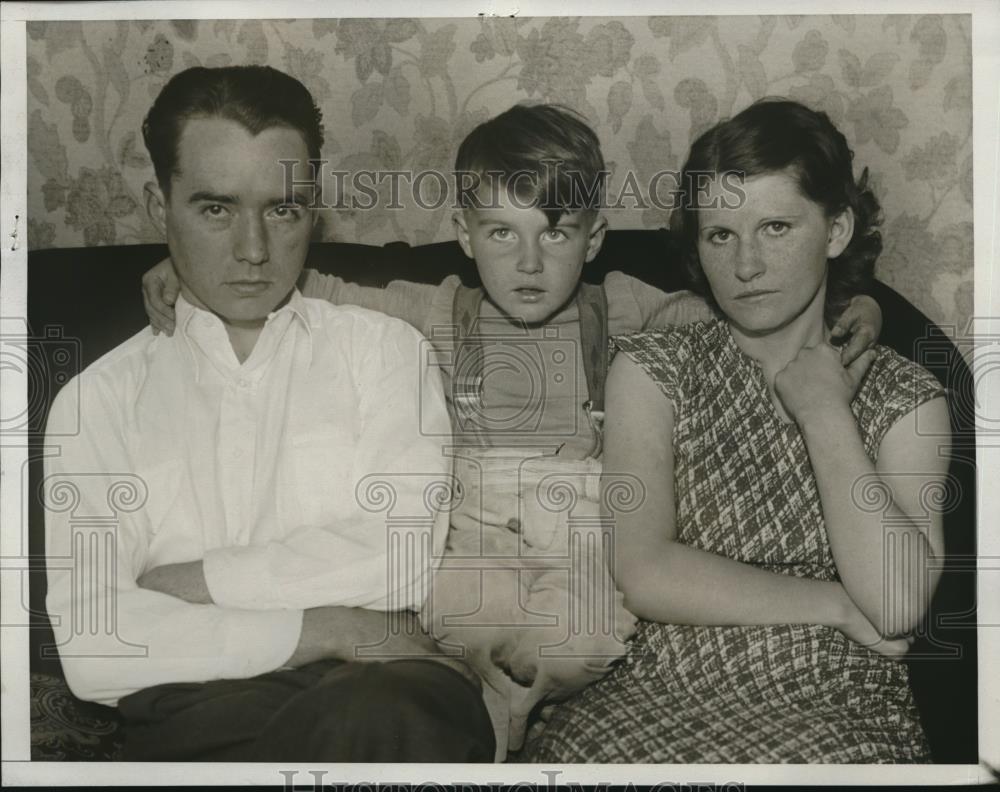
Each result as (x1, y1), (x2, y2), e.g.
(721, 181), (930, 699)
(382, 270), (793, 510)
(695, 168), (853, 337)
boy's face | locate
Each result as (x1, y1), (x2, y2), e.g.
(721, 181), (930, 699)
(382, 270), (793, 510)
(453, 191), (607, 325)
(145, 117), (315, 329)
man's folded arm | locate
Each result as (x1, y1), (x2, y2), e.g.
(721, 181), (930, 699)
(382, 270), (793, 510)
(43, 377), (303, 707)
(201, 317), (453, 613)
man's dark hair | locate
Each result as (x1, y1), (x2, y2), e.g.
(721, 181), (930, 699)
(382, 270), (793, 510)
(142, 65), (325, 197)
(671, 98), (882, 325)
(454, 103), (607, 225)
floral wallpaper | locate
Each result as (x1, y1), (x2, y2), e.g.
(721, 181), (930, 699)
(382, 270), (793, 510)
(25, 15), (973, 335)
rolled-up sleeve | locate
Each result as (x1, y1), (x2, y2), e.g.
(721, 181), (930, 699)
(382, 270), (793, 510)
(44, 375), (303, 707)
(299, 269), (440, 334)
(605, 271), (717, 331)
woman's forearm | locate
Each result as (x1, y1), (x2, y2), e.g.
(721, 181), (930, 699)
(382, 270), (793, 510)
(798, 405), (936, 636)
(617, 537), (848, 629)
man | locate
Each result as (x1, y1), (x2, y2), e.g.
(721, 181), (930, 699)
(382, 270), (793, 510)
(43, 65), (494, 762)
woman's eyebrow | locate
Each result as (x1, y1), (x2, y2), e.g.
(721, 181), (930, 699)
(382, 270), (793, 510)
(760, 211), (804, 218)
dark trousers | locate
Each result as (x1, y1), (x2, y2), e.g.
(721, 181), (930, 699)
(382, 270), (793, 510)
(118, 659), (495, 762)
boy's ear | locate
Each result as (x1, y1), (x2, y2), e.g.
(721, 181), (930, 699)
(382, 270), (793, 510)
(826, 207), (854, 260)
(144, 181), (167, 237)
(584, 213), (608, 263)
(452, 210), (475, 259)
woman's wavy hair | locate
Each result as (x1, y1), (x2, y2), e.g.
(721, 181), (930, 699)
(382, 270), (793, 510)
(670, 99), (882, 326)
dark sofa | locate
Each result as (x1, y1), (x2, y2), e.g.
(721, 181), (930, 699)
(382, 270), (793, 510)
(25, 232), (978, 762)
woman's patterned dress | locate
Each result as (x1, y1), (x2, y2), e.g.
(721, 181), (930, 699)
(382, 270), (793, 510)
(526, 321), (945, 763)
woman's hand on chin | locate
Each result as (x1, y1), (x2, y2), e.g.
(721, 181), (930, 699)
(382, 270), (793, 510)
(775, 342), (876, 427)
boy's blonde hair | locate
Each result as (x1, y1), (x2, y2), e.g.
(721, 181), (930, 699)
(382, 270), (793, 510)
(455, 103), (607, 225)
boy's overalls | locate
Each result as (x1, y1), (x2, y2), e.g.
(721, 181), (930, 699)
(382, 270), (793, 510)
(421, 283), (639, 759)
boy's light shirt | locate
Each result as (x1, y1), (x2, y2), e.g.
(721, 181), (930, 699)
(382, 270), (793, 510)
(300, 270), (713, 458)
(44, 291), (452, 706)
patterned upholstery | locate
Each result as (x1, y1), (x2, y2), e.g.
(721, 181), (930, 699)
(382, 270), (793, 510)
(30, 673), (124, 761)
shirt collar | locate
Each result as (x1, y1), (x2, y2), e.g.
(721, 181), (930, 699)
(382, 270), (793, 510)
(278, 289), (315, 366)
(280, 289), (313, 338)
(175, 290), (313, 338)
(174, 289), (314, 378)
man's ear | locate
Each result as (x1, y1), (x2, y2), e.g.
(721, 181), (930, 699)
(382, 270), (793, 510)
(584, 213), (608, 263)
(144, 181), (167, 237)
(826, 206), (855, 260)
(452, 210), (474, 259)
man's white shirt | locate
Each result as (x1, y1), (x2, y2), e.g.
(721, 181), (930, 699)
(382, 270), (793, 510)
(44, 291), (452, 706)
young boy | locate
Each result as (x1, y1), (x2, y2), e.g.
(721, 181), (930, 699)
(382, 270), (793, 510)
(142, 103), (881, 757)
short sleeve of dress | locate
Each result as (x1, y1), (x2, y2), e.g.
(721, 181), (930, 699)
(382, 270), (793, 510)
(854, 346), (949, 460)
(612, 323), (712, 411)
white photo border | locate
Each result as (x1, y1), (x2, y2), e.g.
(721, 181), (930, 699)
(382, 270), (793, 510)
(2, 0), (997, 785)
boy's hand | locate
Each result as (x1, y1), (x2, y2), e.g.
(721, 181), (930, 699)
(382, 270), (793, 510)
(142, 257), (181, 336)
(830, 294), (882, 365)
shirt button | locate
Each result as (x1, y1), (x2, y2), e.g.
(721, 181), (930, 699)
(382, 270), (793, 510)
(238, 379), (250, 389)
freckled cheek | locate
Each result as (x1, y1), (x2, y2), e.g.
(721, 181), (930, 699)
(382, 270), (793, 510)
(771, 239), (819, 280)
(698, 250), (733, 291)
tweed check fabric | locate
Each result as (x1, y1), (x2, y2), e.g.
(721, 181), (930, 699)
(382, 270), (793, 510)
(526, 321), (946, 763)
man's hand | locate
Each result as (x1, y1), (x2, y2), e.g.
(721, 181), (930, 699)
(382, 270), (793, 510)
(137, 560), (213, 604)
(142, 257), (181, 336)
(775, 342), (875, 427)
(830, 294), (882, 365)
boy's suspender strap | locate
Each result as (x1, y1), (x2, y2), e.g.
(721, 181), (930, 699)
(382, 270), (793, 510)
(575, 281), (609, 414)
(452, 283), (485, 346)
(451, 284), (487, 434)
(450, 283), (609, 448)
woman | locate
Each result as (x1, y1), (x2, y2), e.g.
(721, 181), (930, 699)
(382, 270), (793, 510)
(525, 100), (950, 763)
